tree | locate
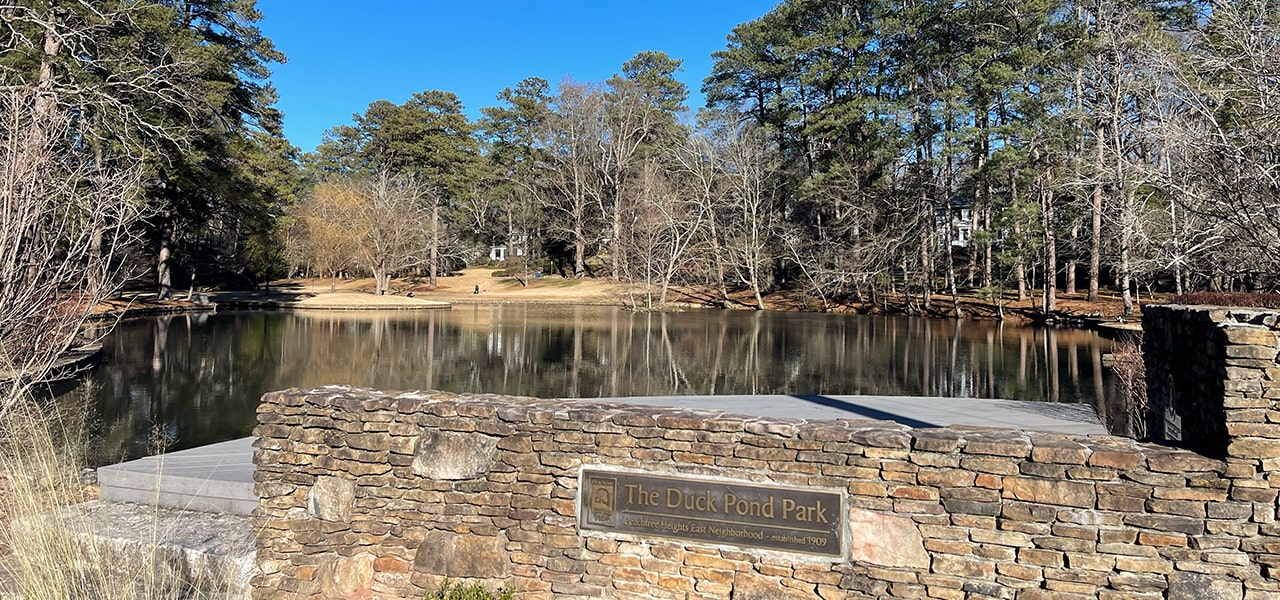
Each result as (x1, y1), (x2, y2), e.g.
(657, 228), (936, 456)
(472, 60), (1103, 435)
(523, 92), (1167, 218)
(288, 174), (434, 295)
(314, 90), (481, 288)
(1162, 0), (1280, 283)
(537, 79), (608, 278)
(0, 90), (147, 410)
(720, 122), (781, 310)
(479, 77), (554, 279)
(600, 51), (690, 278)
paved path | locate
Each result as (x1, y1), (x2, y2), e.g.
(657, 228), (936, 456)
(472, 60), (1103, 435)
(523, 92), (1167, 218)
(97, 437), (255, 515)
(97, 395), (1104, 516)
(597, 394), (1105, 436)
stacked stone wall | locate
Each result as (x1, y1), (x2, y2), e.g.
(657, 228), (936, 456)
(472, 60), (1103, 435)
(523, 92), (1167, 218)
(1143, 305), (1280, 457)
(253, 385), (1280, 600)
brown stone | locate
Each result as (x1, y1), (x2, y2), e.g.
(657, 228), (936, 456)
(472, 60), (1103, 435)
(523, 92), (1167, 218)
(1228, 423), (1280, 437)
(847, 507), (930, 569)
(1148, 451), (1222, 473)
(1167, 572), (1244, 600)
(1138, 532), (1188, 547)
(1089, 449), (1143, 470)
(411, 430), (498, 479)
(307, 475), (355, 522)
(1226, 345), (1279, 360)
(1223, 327), (1278, 347)
(1003, 477), (1096, 508)
(931, 555), (994, 579)
(373, 556), (411, 573)
(1031, 441), (1090, 465)
(731, 572), (820, 600)
(1228, 438), (1280, 460)
(412, 530), (512, 579)
(319, 553), (375, 600)
(917, 468), (976, 487)
(964, 433), (1032, 458)
(912, 430), (962, 453)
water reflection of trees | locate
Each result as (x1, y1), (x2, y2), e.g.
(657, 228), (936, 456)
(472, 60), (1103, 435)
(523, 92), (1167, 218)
(90, 306), (1118, 459)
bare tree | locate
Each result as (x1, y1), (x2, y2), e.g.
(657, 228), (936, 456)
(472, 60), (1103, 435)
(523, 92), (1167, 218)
(0, 91), (147, 411)
(619, 158), (709, 309)
(285, 182), (362, 279)
(288, 173), (433, 295)
(669, 129), (733, 306)
(719, 122), (780, 310)
(1159, 2), (1280, 283)
(357, 173), (434, 295)
(538, 80), (607, 278)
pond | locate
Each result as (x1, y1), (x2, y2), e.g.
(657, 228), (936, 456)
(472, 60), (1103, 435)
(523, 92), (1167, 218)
(83, 305), (1119, 462)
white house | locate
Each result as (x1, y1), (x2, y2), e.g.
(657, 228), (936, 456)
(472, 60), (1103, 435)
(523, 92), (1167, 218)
(489, 234), (530, 262)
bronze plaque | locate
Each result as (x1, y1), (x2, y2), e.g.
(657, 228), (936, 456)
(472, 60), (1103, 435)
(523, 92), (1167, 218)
(579, 469), (843, 557)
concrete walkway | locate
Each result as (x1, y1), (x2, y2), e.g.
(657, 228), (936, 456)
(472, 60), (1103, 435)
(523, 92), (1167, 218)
(97, 437), (255, 515)
(97, 395), (1104, 516)
(599, 394), (1105, 436)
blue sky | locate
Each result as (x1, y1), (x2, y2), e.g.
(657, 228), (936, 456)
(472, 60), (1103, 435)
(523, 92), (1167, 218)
(256, 1), (780, 152)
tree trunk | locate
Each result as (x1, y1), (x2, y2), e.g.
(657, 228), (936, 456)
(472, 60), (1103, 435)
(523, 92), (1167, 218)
(35, 7), (61, 120)
(573, 223), (585, 279)
(707, 221), (730, 306)
(1088, 125), (1104, 302)
(920, 221), (932, 311)
(428, 202), (439, 289)
(1121, 189), (1134, 315)
(945, 204), (962, 318)
(982, 205), (993, 288)
(1039, 144), (1059, 313)
(1042, 181), (1057, 315)
(157, 216), (173, 300)
(611, 196), (623, 279)
(1066, 225), (1078, 295)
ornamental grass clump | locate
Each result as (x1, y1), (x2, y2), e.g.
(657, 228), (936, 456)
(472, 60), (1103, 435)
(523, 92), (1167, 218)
(0, 389), (220, 600)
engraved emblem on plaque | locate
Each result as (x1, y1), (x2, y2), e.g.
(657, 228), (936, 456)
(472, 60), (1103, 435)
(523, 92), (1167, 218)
(587, 476), (618, 526)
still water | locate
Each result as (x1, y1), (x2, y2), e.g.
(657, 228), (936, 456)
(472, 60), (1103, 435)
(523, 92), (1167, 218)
(85, 305), (1117, 461)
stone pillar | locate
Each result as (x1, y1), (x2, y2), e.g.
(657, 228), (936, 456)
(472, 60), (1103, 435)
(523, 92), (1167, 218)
(1143, 304), (1280, 463)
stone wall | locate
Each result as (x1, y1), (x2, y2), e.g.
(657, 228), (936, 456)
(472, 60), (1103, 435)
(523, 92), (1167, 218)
(253, 385), (1280, 600)
(1143, 305), (1280, 457)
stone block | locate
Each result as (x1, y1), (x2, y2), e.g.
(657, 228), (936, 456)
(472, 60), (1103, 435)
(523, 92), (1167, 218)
(307, 475), (355, 522)
(1124, 514), (1206, 535)
(964, 433), (1032, 458)
(318, 552), (374, 600)
(912, 430), (963, 453)
(411, 430), (498, 480)
(1148, 451), (1223, 473)
(1089, 449), (1143, 470)
(1031, 441), (1089, 465)
(1228, 438), (1280, 460)
(731, 572), (820, 600)
(1003, 477), (1096, 508)
(1223, 327), (1279, 347)
(1227, 345), (1280, 360)
(412, 530), (512, 579)
(1168, 572), (1244, 600)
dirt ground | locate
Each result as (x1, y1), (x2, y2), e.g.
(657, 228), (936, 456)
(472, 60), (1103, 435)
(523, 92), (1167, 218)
(275, 269), (1142, 320)
(273, 268), (626, 305)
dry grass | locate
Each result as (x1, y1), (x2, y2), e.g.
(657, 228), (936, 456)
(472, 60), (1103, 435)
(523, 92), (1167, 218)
(0, 389), (229, 599)
(1171, 292), (1280, 308)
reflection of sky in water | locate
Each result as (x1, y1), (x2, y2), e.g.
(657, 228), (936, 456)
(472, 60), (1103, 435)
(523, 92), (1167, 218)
(84, 306), (1118, 461)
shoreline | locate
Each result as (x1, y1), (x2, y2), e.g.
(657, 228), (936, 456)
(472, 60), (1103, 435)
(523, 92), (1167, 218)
(87, 270), (1143, 333)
